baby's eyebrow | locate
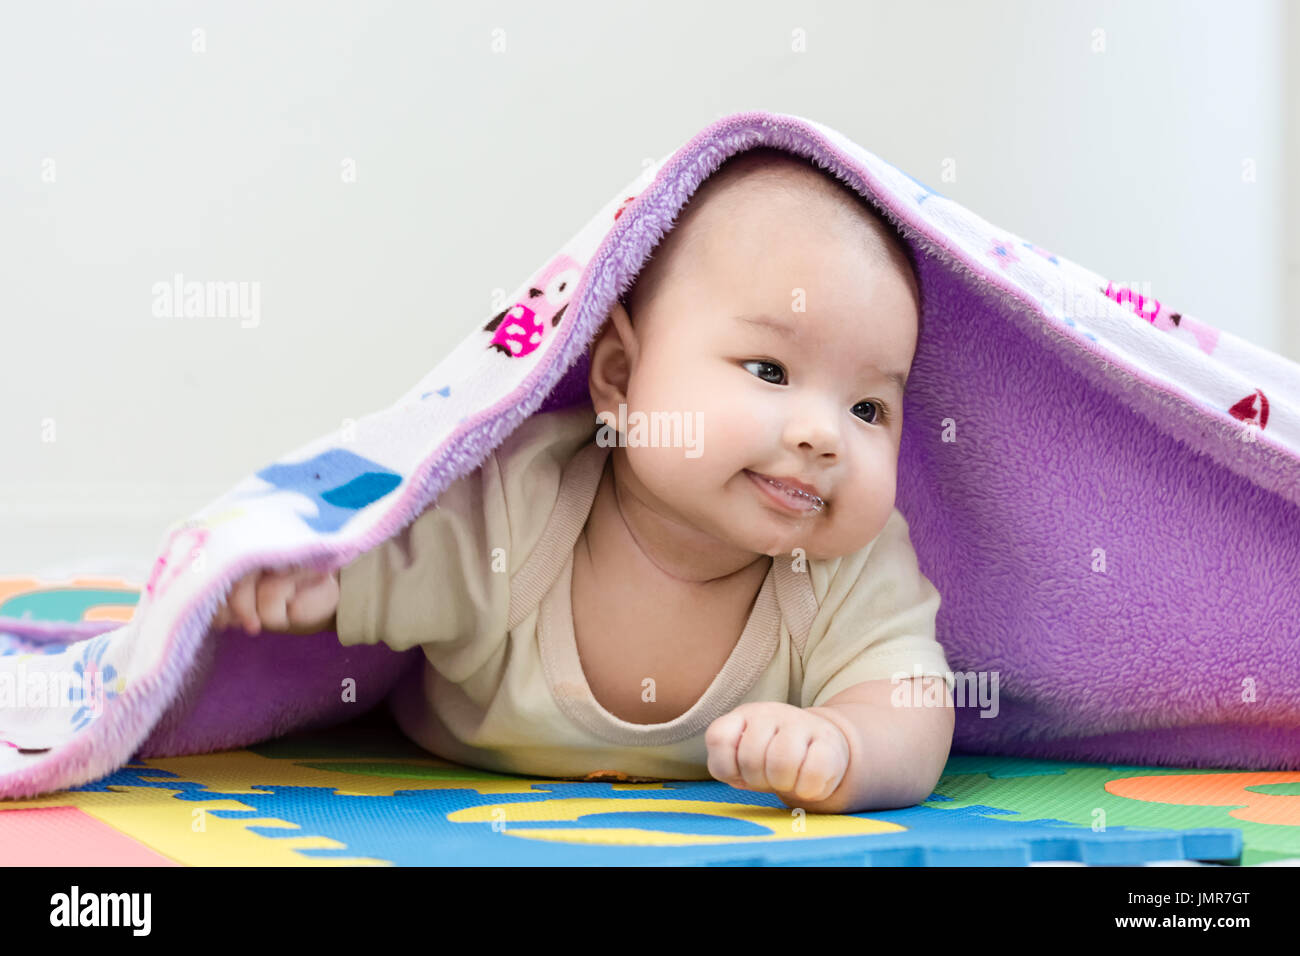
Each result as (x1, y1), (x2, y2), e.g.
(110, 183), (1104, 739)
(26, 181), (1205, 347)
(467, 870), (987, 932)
(880, 370), (909, 394)
(734, 313), (909, 393)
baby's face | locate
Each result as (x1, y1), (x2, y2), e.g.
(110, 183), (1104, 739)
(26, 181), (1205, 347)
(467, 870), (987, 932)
(605, 185), (920, 563)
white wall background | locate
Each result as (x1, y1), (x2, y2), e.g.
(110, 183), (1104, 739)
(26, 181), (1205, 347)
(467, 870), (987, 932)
(0, 0), (1293, 575)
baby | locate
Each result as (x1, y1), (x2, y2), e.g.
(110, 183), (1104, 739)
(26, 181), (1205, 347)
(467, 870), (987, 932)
(211, 146), (955, 814)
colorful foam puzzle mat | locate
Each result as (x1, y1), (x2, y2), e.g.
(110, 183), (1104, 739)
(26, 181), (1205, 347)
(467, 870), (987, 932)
(1, 574), (1297, 866)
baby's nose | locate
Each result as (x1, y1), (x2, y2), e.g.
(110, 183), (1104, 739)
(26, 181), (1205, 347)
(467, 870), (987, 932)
(786, 414), (841, 456)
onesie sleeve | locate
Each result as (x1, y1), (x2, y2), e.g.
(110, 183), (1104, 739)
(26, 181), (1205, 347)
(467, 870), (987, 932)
(334, 405), (598, 659)
(800, 507), (952, 709)
(334, 451), (512, 657)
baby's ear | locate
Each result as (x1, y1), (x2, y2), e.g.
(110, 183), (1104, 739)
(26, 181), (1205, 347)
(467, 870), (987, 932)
(593, 302), (628, 348)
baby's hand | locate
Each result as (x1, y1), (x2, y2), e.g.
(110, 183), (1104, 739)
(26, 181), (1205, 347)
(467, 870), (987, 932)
(705, 701), (851, 805)
(211, 567), (340, 636)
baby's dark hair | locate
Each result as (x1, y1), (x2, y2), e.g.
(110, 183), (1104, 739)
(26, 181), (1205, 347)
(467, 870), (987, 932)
(620, 145), (925, 351)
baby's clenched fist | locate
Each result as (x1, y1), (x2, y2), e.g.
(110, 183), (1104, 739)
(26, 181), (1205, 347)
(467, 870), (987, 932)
(705, 701), (851, 807)
(211, 567), (340, 636)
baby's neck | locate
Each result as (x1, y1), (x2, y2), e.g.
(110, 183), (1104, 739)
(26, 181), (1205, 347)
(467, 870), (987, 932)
(586, 449), (769, 589)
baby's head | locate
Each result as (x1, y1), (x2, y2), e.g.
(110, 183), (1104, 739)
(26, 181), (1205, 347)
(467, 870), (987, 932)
(588, 146), (922, 562)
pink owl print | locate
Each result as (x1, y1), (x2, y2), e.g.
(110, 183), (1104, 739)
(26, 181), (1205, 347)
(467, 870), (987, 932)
(485, 254), (583, 359)
(1102, 281), (1221, 356)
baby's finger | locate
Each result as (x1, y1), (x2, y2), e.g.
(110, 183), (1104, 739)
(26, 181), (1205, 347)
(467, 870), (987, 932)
(255, 571), (295, 633)
(763, 728), (814, 796)
(734, 714), (779, 792)
(792, 735), (848, 804)
(229, 574), (261, 634)
(285, 591), (324, 632)
(214, 599), (239, 631)
(704, 713), (746, 785)
(293, 570), (332, 598)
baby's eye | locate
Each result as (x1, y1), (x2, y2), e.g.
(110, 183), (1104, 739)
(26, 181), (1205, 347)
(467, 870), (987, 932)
(852, 400), (888, 425)
(741, 360), (786, 385)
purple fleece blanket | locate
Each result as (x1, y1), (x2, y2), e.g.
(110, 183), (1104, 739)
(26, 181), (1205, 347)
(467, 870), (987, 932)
(3, 110), (1299, 799)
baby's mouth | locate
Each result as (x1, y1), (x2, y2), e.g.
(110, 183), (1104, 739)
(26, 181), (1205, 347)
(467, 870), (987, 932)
(744, 470), (827, 514)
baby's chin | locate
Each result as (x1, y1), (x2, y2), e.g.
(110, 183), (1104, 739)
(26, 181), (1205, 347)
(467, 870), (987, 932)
(729, 518), (853, 563)
(757, 540), (854, 562)
(642, 468), (868, 561)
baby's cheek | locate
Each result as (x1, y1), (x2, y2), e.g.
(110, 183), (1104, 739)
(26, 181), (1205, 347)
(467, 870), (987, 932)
(636, 442), (725, 523)
(841, 461), (896, 541)
(625, 442), (688, 498)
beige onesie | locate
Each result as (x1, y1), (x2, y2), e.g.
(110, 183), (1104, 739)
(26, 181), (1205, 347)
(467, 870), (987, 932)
(336, 402), (952, 781)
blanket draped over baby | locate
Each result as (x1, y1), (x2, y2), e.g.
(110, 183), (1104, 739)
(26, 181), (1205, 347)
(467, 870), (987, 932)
(3, 110), (1298, 799)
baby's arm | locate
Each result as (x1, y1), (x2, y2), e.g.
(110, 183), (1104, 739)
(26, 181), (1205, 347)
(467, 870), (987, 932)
(806, 676), (954, 812)
(211, 567), (340, 635)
